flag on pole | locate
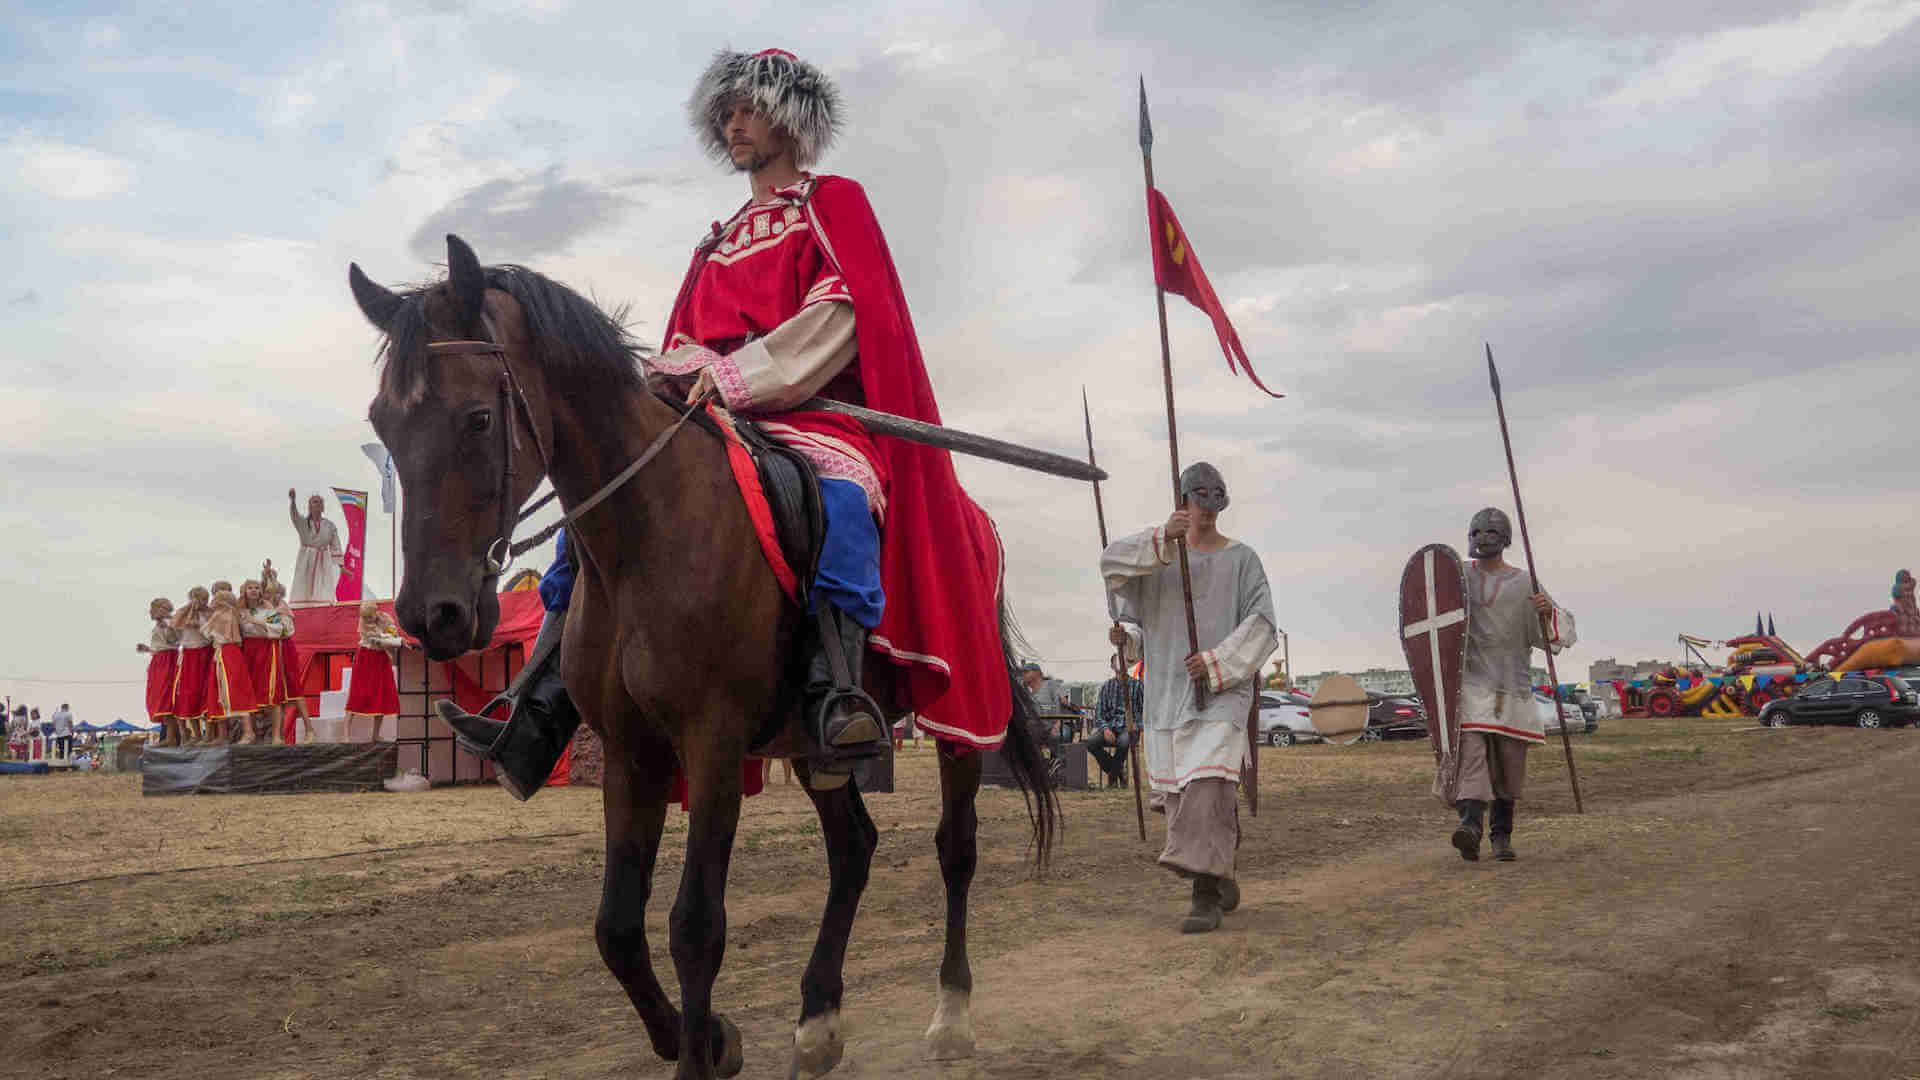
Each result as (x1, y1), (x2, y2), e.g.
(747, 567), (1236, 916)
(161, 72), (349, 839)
(360, 442), (396, 513)
(332, 487), (369, 601)
(1146, 187), (1282, 398)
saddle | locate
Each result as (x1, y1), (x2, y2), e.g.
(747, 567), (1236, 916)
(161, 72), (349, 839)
(669, 395), (826, 607)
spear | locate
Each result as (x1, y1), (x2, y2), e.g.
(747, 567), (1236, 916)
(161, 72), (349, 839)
(1139, 77), (1209, 710)
(1486, 343), (1585, 814)
(1084, 389), (1148, 842)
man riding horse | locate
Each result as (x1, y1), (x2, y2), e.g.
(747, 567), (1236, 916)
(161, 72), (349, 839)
(440, 48), (1013, 794)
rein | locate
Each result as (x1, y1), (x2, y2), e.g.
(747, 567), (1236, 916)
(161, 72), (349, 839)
(424, 333), (708, 577)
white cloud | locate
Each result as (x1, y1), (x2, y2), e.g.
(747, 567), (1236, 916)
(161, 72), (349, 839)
(8, 139), (135, 200)
(1606, 0), (1920, 107)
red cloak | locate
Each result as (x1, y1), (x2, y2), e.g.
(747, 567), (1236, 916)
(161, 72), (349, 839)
(665, 175), (1011, 750)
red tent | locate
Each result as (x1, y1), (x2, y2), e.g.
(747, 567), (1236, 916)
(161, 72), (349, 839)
(289, 591), (561, 785)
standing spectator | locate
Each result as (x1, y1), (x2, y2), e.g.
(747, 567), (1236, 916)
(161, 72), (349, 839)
(6, 706), (27, 760)
(34, 708), (50, 755)
(1087, 655), (1143, 788)
(51, 703), (74, 759)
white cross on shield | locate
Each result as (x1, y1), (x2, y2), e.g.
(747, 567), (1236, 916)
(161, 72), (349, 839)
(1402, 547), (1467, 756)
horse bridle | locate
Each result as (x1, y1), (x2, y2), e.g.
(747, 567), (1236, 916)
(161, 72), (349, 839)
(424, 317), (708, 580)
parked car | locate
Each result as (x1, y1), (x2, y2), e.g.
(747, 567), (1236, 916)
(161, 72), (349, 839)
(1364, 693), (1428, 740)
(1566, 686), (1601, 734)
(1256, 691), (1321, 746)
(1534, 691), (1587, 735)
(1758, 675), (1920, 728)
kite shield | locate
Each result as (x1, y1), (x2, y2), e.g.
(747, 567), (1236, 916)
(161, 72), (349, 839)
(1400, 544), (1469, 804)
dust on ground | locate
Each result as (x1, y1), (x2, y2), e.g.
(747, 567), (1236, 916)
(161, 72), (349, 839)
(2, 716), (1915, 1078)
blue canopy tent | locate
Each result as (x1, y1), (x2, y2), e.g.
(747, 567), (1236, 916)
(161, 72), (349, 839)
(106, 719), (144, 733)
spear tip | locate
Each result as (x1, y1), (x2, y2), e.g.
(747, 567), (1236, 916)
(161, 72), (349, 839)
(1485, 342), (1500, 393)
(1138, 76), (1153, 152)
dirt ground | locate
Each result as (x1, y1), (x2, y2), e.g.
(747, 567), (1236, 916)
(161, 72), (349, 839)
(3, 717), (1916, 1079)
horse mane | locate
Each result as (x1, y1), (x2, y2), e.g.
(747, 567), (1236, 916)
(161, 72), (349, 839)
(375, 264), (648, 407)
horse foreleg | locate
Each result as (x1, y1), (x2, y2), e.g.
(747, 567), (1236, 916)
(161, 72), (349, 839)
(668, 739), (747, 1080)
(595, 749), (683, 1063)
(925, 746), (981, 1060)
(791, 763), (879, 1078)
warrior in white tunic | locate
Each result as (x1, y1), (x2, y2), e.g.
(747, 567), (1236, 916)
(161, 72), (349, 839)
(1103, 462), (1276, 933)
(1443, 507), (1576, 862)
(287, 490), (343, 603)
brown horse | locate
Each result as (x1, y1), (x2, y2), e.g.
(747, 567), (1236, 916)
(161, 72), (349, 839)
(352, 235), (1056, 1080)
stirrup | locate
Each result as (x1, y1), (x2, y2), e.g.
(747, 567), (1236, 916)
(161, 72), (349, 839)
(439, 697), (512, 756)
(809, 603), (885, 764)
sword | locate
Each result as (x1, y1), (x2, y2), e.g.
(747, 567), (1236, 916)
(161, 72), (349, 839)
(796, 397), (1107, 483)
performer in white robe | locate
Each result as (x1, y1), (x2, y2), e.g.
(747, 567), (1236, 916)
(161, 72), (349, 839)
(1440, 507), (1576, 862)
(287, 489), (343, 603)
(1103, 462), (1277, 933)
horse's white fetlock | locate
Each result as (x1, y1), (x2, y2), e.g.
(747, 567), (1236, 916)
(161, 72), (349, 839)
(791, 1009), (844, 1078)
(923, 985), (974, 1060)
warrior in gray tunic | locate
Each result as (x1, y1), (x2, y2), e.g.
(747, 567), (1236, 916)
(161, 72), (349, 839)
(1103, 462), (1277, 932)
(1441, 507), (1576, 862)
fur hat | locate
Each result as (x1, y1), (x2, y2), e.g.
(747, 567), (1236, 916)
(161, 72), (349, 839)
(688, 48), (843, 170)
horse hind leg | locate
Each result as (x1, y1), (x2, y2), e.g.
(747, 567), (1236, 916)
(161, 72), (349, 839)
(790, 762), (879, 1078)
(924, 747), (981, 1061)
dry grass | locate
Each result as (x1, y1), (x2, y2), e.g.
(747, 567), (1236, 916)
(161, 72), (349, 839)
(0, 713), (1815, 892)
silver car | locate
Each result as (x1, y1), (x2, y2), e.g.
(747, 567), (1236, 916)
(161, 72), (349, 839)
(1256, 692), (1322, 747)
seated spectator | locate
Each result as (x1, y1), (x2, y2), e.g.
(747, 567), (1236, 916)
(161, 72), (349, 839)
(1086, 655), (1143, 788)
(1018, 662), (1071, 756)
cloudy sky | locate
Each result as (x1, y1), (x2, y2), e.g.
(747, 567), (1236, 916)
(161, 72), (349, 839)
(5, 0), (1919, 723)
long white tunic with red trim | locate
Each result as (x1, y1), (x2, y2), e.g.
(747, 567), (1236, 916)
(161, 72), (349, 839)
(1462, 562), (1576, 744)
(1104, 526), (1277, 794)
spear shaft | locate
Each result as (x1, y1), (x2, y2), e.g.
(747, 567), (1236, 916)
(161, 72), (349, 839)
(1486, 343), (1585, 814)
(1139, 77), (1209, 710)
(1084, 390), (1148, 841)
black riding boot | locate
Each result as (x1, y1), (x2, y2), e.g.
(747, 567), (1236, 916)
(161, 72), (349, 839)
(804, 601), (885, 788)
(1182, 874), (1224, 934)
(1452, 798), (1487, 862)
(435, 615), (579, 802)
(1489, 798), (1517, 861)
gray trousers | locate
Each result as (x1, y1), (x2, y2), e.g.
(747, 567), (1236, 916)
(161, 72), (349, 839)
(1158, 778), (1240, 881)
(1454, 730), (1529, 803)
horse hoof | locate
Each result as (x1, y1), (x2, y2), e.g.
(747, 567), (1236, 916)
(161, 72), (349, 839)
(923, 986), (974, 1061)
(791, 1009), (844, 1078)
(711, 1014), (743, 1078)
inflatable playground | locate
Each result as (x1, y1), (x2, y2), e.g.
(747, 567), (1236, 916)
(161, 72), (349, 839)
(1607, 570), (1920, 719)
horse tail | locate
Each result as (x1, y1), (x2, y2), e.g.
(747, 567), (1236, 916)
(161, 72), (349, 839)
(996, 595), (1060, 871)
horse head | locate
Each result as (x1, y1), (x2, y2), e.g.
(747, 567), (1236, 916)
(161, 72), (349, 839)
(353, 234), (557, 661)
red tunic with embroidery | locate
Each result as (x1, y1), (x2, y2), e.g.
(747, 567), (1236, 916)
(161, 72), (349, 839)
(660, 175), (1012, 750)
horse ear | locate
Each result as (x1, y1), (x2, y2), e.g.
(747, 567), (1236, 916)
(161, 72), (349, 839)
(348, 264), (404, 330)
(445, 234), (487, 332)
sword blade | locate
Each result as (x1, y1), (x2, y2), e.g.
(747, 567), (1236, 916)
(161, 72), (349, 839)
(794, 397), (1108, 483)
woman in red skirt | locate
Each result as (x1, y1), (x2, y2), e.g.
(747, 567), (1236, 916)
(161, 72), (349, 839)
(345, 601), (405, 742)
(137, 597), (182, 746)
(238, 579), (282, 744)
(169, 586), (213, 745)
(264, 580), (316, 744)
(201, 584), (260, 742)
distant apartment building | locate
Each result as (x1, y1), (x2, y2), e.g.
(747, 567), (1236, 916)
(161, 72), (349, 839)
(1295, 667), (1415, 696)
(1587, 657), (1670, 714)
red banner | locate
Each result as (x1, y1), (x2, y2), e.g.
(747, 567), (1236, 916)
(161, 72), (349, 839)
(1147, 187), (1283, 398)
(332, 487), (368, 601)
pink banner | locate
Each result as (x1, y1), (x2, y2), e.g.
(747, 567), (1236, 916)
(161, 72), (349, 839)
(332, 487), (368, 601)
